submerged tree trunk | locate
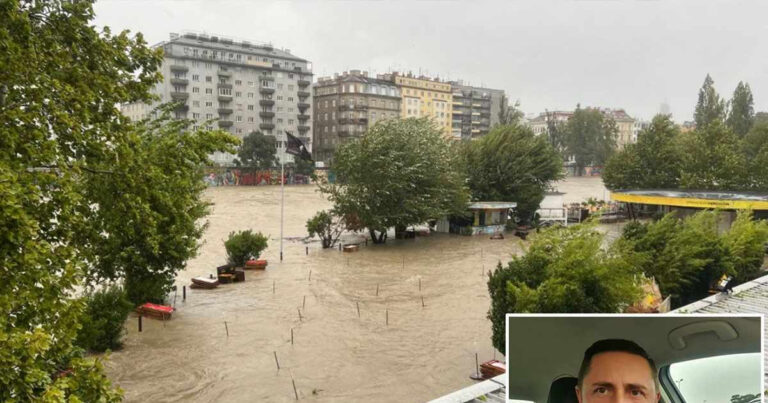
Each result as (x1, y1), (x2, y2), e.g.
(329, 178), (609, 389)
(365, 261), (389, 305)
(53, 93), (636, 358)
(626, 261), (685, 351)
(369, 228), (388, 244)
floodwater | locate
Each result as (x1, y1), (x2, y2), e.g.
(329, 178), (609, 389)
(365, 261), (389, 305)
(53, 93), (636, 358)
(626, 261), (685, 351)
(105, 176), (608, 402)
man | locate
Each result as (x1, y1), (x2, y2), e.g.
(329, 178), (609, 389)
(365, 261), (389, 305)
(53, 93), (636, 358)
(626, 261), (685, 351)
(575, 339), (661, 402)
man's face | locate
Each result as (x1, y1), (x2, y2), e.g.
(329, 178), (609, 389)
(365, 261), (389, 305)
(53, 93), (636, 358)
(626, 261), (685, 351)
(575, 351), (660, 403)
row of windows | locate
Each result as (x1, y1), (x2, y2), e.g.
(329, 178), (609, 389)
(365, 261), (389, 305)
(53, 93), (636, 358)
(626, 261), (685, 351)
(186, 87), (300, 101)
(170, 59), (308, 81)
(404, 88), (450, 99)
(340, 83), (399, 97)
(190, 112), (298, 125)
(179, 45), (304, 70)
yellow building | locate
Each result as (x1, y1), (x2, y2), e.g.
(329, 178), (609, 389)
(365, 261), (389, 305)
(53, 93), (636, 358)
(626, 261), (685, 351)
(378, 72), (453, 136)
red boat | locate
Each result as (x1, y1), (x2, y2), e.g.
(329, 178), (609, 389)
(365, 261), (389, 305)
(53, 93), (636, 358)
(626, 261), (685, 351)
(137, 303), (174, 320)
(244, 259), (268, 270)
(480, 360), (506, 379)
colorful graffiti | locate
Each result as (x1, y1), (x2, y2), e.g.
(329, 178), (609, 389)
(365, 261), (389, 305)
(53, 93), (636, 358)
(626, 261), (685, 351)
(204, 168), (312, 186)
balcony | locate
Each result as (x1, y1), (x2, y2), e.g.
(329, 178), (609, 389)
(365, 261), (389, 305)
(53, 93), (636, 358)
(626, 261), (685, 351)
(297, 113), (309, 121)
(297, 90), (310, 98)
(173, 103), (189, 112)
(217, 82), (232, 89)
(298, 102), (310, 110)
(170, 64), (188, 72)
(218, 120), (233, 128)
(259, 86), (275, 94)
(260, 122), (275, 130)
(260, 75), (275, 82)
(217, 107), (233, 115)
(338, 104), (367, 111)
(298, 125), (310, 132)
(259, 111), (275, 118)
(260, 99), (275, 107)
(218, 94), (233, 102)
(338, 129), (364, 138)
(170, 91), (189, 101)
(170, 78), (188, 86)
(217, 70), (232, 77)
(298, 79), (310, 87)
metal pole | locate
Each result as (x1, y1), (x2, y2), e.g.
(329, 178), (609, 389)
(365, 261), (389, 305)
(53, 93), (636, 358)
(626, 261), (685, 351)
(280, 148), (285, 262)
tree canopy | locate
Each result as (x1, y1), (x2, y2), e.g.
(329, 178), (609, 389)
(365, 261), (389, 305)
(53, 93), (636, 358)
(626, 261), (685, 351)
(564, 106), (617, 175)
(694, 74), (727, 129)
(461, 124), (563, 223)
(497, 95), (524, 126)
(321, 118), (469, 243)
(726, 81), (755, 137)
(236, 131), (278, 169)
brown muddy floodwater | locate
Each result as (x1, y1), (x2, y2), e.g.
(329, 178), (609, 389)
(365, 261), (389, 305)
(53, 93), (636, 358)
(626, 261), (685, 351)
(105, 176), (608, 402)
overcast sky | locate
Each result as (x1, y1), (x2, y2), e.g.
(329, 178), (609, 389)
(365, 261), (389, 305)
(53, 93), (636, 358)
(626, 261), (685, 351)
(93, 0), (768, 122)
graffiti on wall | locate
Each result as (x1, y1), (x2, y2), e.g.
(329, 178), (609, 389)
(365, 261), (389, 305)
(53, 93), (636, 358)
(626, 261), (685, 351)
(203, 169), (312, 186)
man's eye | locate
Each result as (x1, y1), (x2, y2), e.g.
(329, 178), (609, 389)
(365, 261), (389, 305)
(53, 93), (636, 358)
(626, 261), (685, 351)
(594, 387), (608, 394)
(630, 389), (645, 397)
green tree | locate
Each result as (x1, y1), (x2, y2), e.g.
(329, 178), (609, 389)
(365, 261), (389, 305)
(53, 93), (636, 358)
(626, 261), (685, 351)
(723, 210), (768, 283)
(754, 111), (768, 126)
(603, 114), (682, 190)
(236, 131), (278, 169)
(564, 106), (617, 175)
(76, 286), (134, 353)
(290, 155), (315, 176)
(321, 118), (469, 243)
(678, 121), (747, 190)
(545, 111), (568, 156)
(726, 81), (755, 137)
(497, 95), (524, 126)
(694, 74), (727, 129)
(224, 230), (269, 266)
(306, 210), (344, 248)
(461, 124), (563, 223)
(0, 0), (160, 399)
(78, 108), (239, 304)
(487, 222), (642, 352)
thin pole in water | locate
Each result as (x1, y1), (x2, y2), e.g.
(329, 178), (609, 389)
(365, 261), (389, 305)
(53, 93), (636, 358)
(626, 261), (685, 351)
(418, 278), (421, 291)
(291, 328), (294, 345)
(183, 285), (186, 301)
(305, 246), (308, 255)
(224, 321), (229, 337)
(308, 270), (312, 282)
(280, 148), (285, 262)
(274, 351), (280, 370)
(475, 353), (479, 377)
(386, 309), (389, 326)
(138, 315), (142, 332)
(302, 295), (306, 310)
(291, 375), (299, 400)
(376, 284), (379, 296)
(273, 280), (276, 294)
(298, 308), (303, 322)
(356, 301), (360, 317)
(421, 296), (425, 308)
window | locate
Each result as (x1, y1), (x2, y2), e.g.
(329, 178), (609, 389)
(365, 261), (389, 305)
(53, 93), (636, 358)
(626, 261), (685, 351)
(277, 95), (283, 101)
(235, 91), (242, 97)
(192, 87), (200, 93)
(288, 119), (294, 124)
(206, 113), (213, 119)
(235, 80), (242, 85)
(205, 88), (213, 94)
(278, 84), (284, 90)
(205, 101), (213, 107)
(192, 113), (200, 119)
(236, 116), (242, 122)
(288, 97), (294, 102)
(248, 81), (254, 87)
(206, 76), (212, 82)
(248, 117), (254, 122)
(288, 73), (294, 79)
(277, 107), (283, 112)
(248, 93), (254, 98)
(192, 74), (199, 81)
(193, 101), (200, 107)
(247, 105), (254, 111)
(288, 85), (294, 90)
(668, 353), (761, 403)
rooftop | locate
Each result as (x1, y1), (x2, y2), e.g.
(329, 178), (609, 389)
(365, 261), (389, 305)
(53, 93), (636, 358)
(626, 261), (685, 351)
(162, 31), (307, 63)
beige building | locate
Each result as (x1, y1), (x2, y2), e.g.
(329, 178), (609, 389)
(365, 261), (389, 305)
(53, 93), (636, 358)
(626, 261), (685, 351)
(378, 72), (453, 136)
(527, 108), (636, 149)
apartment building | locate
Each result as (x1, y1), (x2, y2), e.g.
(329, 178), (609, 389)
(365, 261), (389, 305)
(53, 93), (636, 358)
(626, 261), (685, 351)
(448, 82), (504, 139)
(528, 108), (636, 149)
(377, 72), (453, 136)
(121, 32), (313, 165)
(312, 70), (401, 165)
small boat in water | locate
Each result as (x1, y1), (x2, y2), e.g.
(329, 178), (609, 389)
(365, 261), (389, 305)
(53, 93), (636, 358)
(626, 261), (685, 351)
(244, 259), (268, 269)
(137, 303), (174, 320)
(480, 360), (506, 379)
(191, 276), (219, 289)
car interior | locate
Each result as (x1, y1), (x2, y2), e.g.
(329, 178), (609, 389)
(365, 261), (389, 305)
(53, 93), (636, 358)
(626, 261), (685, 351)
(505, 315), (762, 403)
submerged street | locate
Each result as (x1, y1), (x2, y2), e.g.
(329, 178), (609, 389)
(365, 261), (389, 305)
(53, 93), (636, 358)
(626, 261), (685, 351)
(105, 177), (607, 402)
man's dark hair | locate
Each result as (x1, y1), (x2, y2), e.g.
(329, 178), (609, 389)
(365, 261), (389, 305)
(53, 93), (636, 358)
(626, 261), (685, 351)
(577, 339), (658, 390)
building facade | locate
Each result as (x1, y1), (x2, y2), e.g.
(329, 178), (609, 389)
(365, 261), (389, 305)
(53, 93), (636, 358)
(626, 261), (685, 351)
(312, 70), (401, 165)
(448, 82), (504, 139)
(121, 32), (313, 165)
(527, 108), (636, 149)
(377, 72), (453, 136)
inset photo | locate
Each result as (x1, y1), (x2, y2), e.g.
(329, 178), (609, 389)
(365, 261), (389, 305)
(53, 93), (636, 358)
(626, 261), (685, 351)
(505, 314), (763, 403)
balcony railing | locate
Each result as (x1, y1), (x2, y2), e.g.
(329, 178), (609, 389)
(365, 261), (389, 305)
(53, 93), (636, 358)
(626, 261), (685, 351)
(217, 70), (231, 77)
(338, 129), (364, 137)
(218, 94), (233, 102)
(260, 99), (275, 107)
(297, 90), (310, 98)
(217, 83), (232, 89)
(170, 64), (188, 72)
(298, 125), (310, 132)
(259, 87), (275, 94)
(170, 91), (189, 101)
(259, 111), (275, 118)
(297, 113), (310, 121)
(170, 78), (188, 86)
(298, 79), (311, 87)
(297, 102), (310, 110)
(260, 75), (275, 82)
(218, 120), (233, 128)
(260, 122), (275, 130)
(217, 107), (233, 115)
(338, 104), (367, 111)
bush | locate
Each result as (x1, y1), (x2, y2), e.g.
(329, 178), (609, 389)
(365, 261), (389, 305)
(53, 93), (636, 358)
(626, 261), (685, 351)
(225, 230), (269, 266)
(76, 286), (134, 352)
(306, 210), (343, 248)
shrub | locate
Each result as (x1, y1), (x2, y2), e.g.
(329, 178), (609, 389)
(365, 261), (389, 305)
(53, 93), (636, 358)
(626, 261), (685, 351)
(306, 210), (343, 248)
(225, 230), (269, 266)
(76, 286), (134, 352)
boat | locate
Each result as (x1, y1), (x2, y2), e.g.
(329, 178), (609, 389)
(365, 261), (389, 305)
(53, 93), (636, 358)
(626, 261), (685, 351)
(480, 360), (506, 379)
(137, 303), (174, 320)
(343, 244), (359, 253)
(190, 276), (219, 289)
(244, 259), (268, 269)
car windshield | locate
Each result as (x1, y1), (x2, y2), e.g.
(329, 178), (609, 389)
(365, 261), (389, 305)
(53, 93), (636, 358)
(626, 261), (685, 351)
(667, 353), (762, 402)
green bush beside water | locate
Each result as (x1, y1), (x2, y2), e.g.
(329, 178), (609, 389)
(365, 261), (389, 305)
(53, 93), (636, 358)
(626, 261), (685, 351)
(225, 230), (269, 266)
(76, 286), (134, 353)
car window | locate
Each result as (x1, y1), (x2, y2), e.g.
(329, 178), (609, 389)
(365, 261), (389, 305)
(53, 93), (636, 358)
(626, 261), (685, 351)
(667, 353), (761, 402)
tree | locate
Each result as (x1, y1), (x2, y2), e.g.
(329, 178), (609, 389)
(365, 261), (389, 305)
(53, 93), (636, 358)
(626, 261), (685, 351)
(678, 121), (747, 190)
(290, 155), (315, 176)
(78, 108), (239, 304)
(731, 393), (760, 403)
(603, 114), (682, 190)
(694, 74), (727, 129)
(497, 95), (524, 126)
(487, 222), (642, 353)
(726, 81), (755, 137)
(723, 210), (768, 283)
(1, 0), (160, 399)
(321, 118), (469, 243)
(545, 111), (567, 156)
(224, 230), (269, 266)
(564, 106), (617, 175)
(306, 210), (344, 248)
(236, 131), (278, 170)
(461, 124), (563, 223)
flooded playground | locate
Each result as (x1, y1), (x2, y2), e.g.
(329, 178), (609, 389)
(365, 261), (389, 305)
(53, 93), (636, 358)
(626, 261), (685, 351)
(105, 176), (608, 402)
